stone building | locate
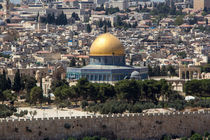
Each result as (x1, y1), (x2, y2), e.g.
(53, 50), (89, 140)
(105, 0), (128, 10)
(66, 33), (148, 83)
(194, 0), (210, 10)
(7, 67), (49, 81)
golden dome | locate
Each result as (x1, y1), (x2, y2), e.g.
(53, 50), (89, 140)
(90, 33), (125, 56)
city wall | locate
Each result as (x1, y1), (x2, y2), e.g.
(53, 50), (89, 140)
(0, 111), (210, 140)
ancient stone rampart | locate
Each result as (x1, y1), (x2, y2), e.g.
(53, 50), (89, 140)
(0, 111), (210, 140)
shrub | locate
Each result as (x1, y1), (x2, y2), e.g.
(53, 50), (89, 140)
(181, 137), (187, 140)
(67, 137), (76, 140)
(204, 131), (210, 137)
(167, 100), (185, 111)
(81, 100), (88, 109)
(0, 104), (16, 118)
(129, 103), (142, 113)
(161, 134), (171, 140)
(58, 100), (71, 108)
(14, 110), (28, 117)
(82, 136), (101, 140)
(190, 133), (202, 140)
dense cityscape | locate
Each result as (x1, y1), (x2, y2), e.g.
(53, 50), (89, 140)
(0, 0), (210, 139)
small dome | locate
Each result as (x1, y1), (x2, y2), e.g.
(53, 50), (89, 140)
(130, 71), (141, 80)
(90, 33), (125, 56)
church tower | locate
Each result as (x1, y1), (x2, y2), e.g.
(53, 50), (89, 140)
(3, 0), (10, 22)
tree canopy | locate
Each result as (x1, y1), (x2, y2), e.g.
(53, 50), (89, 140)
(30, 86), (43, 105)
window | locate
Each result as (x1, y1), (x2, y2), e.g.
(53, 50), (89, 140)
(105, 58), (107, 63)
(107, 74), (110, 81)
(103, 74), (106, 80)
(90, 75), (93, 80)
(99, 75), (102, 81)
(95, 75), (98, 81)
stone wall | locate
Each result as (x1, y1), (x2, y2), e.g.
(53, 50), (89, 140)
(0, 111), (210, 140)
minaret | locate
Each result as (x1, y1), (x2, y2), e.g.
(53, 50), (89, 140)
(37, 15), (41, 32)
(3, 0), (10, 22)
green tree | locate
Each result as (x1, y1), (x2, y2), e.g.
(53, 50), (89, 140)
(1, 90), (11, 103)
(13, 69), (22, 93)
(76, 78), (90, 100)
(67, 137), (77, 140)
(54, 85), (70, 101)
(175, 15), (184, 25)
(115, 79), (140, 103)
(97, 19), (104, 28)
(190, 133), (202, 140)
(21, 76), (37, 93)
(71, 12), (80, 20)
(141, 80), (160, 103)
(177, 52), (186, 59)
(46, 13), (55, 24)
(148, 65), (153, 76)
(160, 66), (167, 76)
(86, 24), (92, 33)
(184, 80), (203, 97)
(98, 83), (115, 103)
(0, 70), (8, 91)
(201, 80), (210, 97)
(56, 12), (68, 25)
(51, 79), (69, 92)
(2, 90), (16, 105)
(87, 83), (98, 103)
(7, 78), (11, 90)
(204, 131), (210, 138)
(104, 25), (107, 33)
(154, 65), (161, 76)
(159, 79), (172, 104)
(69, 85), (79, 105)
(36, 12), (39, 22)
(181, 137), (187, 140)
(30, 87), (43, 105)
(167, 65), (177, 76)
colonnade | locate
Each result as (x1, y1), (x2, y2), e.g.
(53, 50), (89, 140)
(179, 66), (201, 79)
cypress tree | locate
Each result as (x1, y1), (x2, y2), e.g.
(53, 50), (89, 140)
(7, 77), (11, 90)
(13, 69), (21, 93)
(40, 77), (42, 90)
(2, 70), (7, 91)
(86, 24), (92, 33)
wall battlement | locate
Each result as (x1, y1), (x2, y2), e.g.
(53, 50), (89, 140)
(0, 110), (210, 140)
(1, 110), (210, 122)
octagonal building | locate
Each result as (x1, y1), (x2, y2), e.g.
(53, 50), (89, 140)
(66, 33), (148, 83)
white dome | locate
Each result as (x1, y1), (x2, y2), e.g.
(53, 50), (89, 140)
(130, 71), (141, 80)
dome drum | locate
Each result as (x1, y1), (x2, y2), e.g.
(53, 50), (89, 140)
(90, 56), (125, 66)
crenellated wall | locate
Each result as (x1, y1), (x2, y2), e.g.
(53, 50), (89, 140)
(0, 111), (210, 140)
